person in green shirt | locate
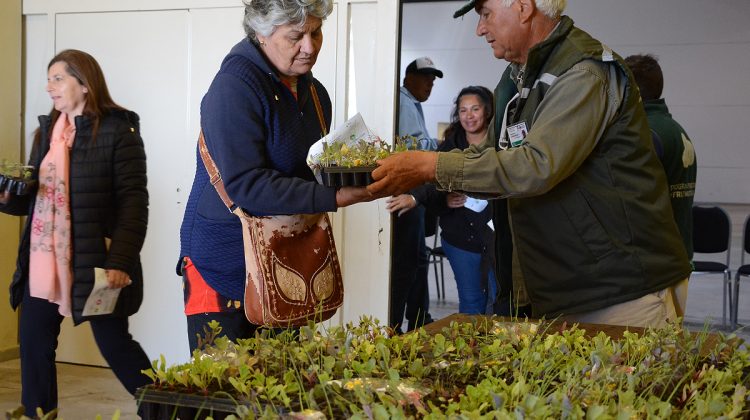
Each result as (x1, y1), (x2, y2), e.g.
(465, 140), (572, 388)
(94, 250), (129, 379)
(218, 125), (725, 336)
(625, 54), (698, 260)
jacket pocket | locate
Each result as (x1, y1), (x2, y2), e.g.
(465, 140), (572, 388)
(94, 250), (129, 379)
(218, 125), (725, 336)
(559, 188), (617, 261)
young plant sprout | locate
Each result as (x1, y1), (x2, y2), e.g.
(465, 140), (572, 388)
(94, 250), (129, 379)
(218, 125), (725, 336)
(139, 317), (750, 418)
(0, 160), (35, 195)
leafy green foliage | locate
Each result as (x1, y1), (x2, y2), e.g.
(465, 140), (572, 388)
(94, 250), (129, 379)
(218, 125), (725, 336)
(142, 318), (750, 419)
(0, 159), (33, 180)
(317, 135), (418, 168)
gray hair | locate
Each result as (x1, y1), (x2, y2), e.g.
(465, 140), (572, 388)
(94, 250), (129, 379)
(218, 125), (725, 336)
(243, 0), (333, 45)
(500, 0), (566, 19)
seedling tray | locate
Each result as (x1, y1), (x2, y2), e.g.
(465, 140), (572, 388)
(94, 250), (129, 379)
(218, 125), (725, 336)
(321, 165), (376, 187)
(136, 387), (274, 420)
(0, 175), (35, 196)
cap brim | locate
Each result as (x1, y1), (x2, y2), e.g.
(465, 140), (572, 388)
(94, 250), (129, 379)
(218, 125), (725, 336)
(415, 68), (444, 78)
(453, 0), (477, 18)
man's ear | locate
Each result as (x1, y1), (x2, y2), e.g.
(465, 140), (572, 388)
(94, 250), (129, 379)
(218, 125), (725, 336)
(516, 0), (535, 23)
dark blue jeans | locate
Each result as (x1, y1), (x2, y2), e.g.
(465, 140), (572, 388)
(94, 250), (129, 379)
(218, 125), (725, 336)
(442, 238), (497, 314)
(19, 281), (152, 414)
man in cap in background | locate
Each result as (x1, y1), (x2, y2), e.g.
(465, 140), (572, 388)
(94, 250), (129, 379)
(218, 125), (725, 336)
(387, 57), (444, 332)
(398, 56), (444, 150)
(371, 0), (691, 328)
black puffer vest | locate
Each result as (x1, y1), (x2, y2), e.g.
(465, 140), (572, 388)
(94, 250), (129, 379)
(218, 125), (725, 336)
(9, 110), (148, 324)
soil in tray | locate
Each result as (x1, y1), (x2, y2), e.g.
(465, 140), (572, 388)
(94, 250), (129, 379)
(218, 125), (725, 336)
(321, 165), (376, 187)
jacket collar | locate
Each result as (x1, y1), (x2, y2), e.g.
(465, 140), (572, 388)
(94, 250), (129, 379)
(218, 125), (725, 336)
(643, 98), (670, 115)
(38, 109), (140, 136)
(514, 15), (575, 88)
(38, 114), (92, 133)
(230, 38), (315, 86)
(230, 38), (317, 108)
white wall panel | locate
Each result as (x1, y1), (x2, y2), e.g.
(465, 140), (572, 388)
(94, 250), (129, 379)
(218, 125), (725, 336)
(565, 0), (750, 46)
(677, 106), (749, 167)
(187, 7), (245, 141)
(22, 14), (51, 155)
(335, 1), (392, 326)
(53, 10), (191, 364)
(23, 0), (241, 14)
(348, 2), (378, 125)
(695, 167), (750, 204)
(614, 44), (750, 108)
(314, 5), (338, 111)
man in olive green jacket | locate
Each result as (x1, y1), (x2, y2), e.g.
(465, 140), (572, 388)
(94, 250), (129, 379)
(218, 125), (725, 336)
(368, 0), (691, 327)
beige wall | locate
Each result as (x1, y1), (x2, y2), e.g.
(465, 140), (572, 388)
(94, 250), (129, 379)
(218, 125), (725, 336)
(0, 0), (22, 361)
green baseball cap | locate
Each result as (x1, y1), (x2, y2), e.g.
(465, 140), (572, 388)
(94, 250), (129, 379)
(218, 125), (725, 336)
(453, 0), (478, 18)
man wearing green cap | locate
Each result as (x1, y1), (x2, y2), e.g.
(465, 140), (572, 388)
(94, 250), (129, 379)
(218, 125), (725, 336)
(369, 0), (691, 327)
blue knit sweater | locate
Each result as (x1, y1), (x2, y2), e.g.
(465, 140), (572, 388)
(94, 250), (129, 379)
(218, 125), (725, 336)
(178, 39), (337, 300)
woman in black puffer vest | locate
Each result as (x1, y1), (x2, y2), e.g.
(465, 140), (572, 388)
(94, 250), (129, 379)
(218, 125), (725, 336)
(0, 49), (152, 414)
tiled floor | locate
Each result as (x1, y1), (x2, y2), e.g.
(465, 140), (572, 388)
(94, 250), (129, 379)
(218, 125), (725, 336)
(0, 203), (747, 419)
(0, 359), (137, 419)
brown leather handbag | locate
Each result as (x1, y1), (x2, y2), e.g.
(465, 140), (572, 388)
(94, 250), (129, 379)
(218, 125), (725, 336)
(197, 84), (343, 327)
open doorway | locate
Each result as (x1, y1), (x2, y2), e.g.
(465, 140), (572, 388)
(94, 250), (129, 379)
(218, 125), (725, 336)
(389, 0), (510, 330)
(398, 0), (508, 144)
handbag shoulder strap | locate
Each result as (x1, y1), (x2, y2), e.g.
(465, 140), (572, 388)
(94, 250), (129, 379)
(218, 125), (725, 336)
(198, 131), (236, 212)
(309, 83), (328, 137)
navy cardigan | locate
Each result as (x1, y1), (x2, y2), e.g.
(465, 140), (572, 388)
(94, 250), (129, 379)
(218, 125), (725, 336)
(178, 39), (337, 299)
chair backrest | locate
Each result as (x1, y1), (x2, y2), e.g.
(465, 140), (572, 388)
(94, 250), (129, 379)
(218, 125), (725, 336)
(424, 208), (438, 239)
(692, 206), (731, 258)
(432, 216), (440, 249)
(742, 214), (750, 266)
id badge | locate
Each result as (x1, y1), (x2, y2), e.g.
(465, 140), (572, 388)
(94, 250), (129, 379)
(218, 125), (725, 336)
(507, 122), (528, 147)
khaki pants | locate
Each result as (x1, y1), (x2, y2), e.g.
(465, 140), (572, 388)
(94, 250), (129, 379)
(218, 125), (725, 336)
(561, 278), (689, 328)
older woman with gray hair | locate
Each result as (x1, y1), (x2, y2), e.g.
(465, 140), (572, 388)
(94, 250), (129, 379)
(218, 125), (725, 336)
(178, 0), (370, 351)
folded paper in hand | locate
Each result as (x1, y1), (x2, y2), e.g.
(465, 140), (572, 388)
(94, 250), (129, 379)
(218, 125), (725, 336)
(464, 197), (489, 213)
(82, 268), (121, 316)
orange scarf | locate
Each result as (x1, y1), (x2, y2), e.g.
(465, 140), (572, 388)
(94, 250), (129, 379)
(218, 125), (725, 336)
(29, 114), (75, 317)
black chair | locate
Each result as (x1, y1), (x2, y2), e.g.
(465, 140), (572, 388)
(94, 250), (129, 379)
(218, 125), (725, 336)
(691, 205), (732, 327)
(425, 216), (446, 301)
(732, 214), (750, 329)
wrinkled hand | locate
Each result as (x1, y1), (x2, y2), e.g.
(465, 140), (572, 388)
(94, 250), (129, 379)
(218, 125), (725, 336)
(0, 191), (10, 205)
(367, 151), (438, 198)
(335, 186), (373, 208)
(385, 194), (417, 216)
(107, 269), (132, 289)
(446, 192), (467, 208)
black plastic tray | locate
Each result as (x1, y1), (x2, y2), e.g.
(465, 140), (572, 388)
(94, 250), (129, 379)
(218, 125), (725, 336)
(321, 165), (376, 187)
(0, 175), (35, 195)
(136, 387), (249, 420)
